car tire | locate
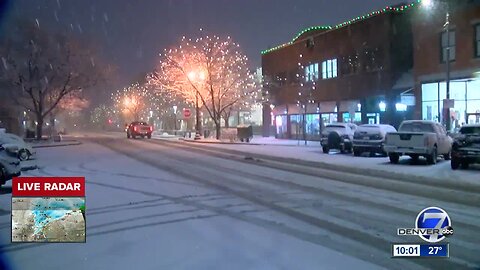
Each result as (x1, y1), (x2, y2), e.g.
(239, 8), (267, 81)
(389, 153), (400, 164)
(461, 162), (469, 169)
(369, 151), (375, 157)
(322, 146), (329, 154)
(147, 134), (152, 139)
(132, 135), (136, 139)
(426, 147), (437, 165)
(353, 149), (361, 156)
(18, 149), (29, 161)
(443, 152), (451, 161)
(127, 133), (131, 139)
(451, 158), (460, 170)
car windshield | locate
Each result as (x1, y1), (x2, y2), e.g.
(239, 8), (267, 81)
(460, 126), (480, 134)
(399, 123), (434, 133)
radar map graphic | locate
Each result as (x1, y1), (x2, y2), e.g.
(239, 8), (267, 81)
(12, 197), (85, 242)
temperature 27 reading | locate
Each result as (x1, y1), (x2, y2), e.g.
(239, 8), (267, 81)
(392, 244), (449, 258)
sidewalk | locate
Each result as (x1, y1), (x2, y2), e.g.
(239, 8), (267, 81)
(179, 140), (480, 189)
(181, 135), (322, 147)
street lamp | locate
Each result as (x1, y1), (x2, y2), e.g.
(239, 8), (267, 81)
(422, 0), (452, 131)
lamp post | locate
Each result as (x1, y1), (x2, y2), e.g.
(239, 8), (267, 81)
(422, 0), (451, 131)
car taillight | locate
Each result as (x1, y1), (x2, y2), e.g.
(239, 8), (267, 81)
(149, 126), (153, 132)
(134, 126), (138, 132)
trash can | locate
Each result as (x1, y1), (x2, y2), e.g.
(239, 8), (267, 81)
(237, 125), (253, 142)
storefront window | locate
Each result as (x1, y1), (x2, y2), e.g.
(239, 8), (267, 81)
(290, 114), (303, 139)
(275, 115), (288, 138)
(305, 114), (320, 139)
(467, 80), (480, 100)
(321, 113), (337, 124)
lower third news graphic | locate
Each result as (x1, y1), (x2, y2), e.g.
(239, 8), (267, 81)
(11, 177), (86, 243)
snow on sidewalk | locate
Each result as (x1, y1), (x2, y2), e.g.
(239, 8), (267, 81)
(187, 142), (480, 188)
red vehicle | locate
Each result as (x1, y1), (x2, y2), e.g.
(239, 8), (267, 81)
(126, 121), (153, 139)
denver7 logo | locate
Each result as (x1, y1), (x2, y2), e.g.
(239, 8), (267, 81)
(415, 207), (452, 243)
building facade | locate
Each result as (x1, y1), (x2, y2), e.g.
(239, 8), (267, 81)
(413, 0), (480, 130)
(262, 3), (417, 139)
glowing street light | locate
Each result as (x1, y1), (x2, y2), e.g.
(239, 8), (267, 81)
(421, 0), (433, 9)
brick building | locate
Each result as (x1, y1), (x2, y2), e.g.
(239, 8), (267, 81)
(262, 3), (417, 139)
(413, 0), (480, 130)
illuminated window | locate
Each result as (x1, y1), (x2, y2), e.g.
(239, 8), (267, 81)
(304, 63), (319, 82)
(321, 59), (337, 79)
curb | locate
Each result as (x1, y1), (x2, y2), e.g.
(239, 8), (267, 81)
(182, 138), (319, 147)
(31, 141), (82, 149)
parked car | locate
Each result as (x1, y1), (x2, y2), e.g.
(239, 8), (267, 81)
(0, 144), (21, 187)
(384, 120), (452, 164)
(126, 121), (153, 139)
(451, 124), (480, 170)
(321, 123), (357, 154)
(352, 124), (397, 156)
(0, 133), (36, 161)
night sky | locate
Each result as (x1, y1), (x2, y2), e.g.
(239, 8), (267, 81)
(1, 0), (406, 88)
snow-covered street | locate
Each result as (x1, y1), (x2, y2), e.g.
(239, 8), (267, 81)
(0, 133), (479, 269)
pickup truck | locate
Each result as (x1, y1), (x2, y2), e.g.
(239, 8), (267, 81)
(384, 120), (452, 164)
(126, 121), (153, 139)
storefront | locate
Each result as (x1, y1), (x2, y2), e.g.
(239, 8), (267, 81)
(421, 79), (480, 128)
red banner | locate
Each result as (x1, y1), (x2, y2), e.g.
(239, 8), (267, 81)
(12, 177), (85, 197)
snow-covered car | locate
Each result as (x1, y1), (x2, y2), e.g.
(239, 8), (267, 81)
(352, 124), (397, 156)
(384, 120), (452, 164)
(451, 124), (480, 170)
(0, 144), (21, 187)
(0, 133), (36, 161)
(321, 123), (357, 154)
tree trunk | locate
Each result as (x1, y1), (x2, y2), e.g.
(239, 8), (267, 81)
(36, 116), (44, 140)
(224, 117), (230, 128)
(50, 116), (55, 137)
(215, 121), (221, 140)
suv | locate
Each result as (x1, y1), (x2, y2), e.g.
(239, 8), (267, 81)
(321, 123), (357, 154)
(451, 124), (480, 170)
(353, 124), (397, 157)
(126, 121), (153, 139)
(0, 144), (21, 187)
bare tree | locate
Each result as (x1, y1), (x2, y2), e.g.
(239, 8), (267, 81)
(149, 35), (256, 139)
(1, 20), (105, 139)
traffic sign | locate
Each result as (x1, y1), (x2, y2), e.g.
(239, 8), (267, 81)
(183, 108), (191, 118)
